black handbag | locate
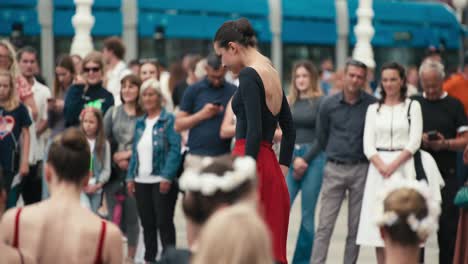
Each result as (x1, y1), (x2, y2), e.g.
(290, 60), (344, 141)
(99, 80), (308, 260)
(407, 100), (428, 182)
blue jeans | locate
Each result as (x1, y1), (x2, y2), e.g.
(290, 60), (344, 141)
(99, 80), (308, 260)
(286, 143), (325, 264)
(41, 139), (52, 200)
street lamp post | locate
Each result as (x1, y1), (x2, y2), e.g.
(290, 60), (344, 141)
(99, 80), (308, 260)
(453, 0), (467, 22)
(122, 0), (138, 61)
(268, 0), (282, 80)
(453, 0), (467, 68)
(38, 0), (54, 86)
(335, 0), (349, 70)
(352, 0), (375, 68)
(70, 0), (95, 58)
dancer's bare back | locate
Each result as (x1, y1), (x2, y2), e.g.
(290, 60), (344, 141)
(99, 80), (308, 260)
(249, 57), (284, 116)
(0, 200), (123, 264)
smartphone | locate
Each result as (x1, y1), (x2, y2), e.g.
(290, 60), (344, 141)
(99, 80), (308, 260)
(427, 130), (439, 141)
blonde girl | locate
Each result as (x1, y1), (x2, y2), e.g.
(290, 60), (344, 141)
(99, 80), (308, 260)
(0, 39), (38, 120)
(0, 69), (31, 208)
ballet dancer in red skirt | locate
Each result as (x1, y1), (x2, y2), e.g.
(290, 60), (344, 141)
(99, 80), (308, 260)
(214, 18), (296, 264)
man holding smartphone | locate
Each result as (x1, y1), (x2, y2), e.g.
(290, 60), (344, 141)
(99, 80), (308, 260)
(411, 59), (468, 264)
(174, 53), (236, 169)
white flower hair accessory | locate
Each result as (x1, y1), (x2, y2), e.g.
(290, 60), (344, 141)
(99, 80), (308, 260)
(179, 156), (256, 196)
(375, 211), (399, 227)
(375, 178), (441, 241)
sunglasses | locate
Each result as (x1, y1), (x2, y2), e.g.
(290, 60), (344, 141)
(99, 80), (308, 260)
(83, 67), (101, 73)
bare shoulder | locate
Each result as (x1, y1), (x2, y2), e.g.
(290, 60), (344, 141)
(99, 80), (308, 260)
(249, 61), (283, 114)
(249, 61), (276, 77)
(0, 201), (49, 244)
(105, 221), (122, 242)
(0, 208), (18, 244)
(103, 221), (123, 263)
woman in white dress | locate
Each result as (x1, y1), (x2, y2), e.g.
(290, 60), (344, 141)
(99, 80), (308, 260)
(356, 62), (442, 264)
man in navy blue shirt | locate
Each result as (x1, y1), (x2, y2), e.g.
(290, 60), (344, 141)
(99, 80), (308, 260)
(175, 53), (236, 169)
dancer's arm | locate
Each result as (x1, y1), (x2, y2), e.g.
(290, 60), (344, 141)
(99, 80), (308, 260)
(220, 99), (236, 139)
(238, 69), (262, 160)
(277, 94), (296, 167)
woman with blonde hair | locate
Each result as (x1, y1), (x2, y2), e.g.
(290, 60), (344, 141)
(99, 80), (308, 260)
(285, 60), (325, 264)
(0, 69), (31, 208)
(64, 51), (114, 127)
(193, 204), (273, 264)
(0, 39), (38, 121)
(376, 178), (441, 264)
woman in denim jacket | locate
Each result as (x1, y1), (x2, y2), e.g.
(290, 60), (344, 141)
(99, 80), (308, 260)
(126, 79), (182, 263)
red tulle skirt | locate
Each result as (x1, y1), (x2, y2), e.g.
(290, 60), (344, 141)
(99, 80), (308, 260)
(232, 139), (290, 264)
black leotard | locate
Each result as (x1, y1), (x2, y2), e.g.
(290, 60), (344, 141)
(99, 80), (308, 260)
(232, 67), (296, 166)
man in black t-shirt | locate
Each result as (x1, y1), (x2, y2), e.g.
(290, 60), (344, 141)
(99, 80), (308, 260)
(411, 59), (468, 264)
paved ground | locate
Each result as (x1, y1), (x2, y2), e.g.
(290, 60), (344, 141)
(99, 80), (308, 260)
(171, 192), (439, 264)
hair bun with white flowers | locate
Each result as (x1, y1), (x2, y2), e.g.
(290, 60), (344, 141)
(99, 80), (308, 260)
(375, 178), (441, 242)
(179, 156), (257, 196)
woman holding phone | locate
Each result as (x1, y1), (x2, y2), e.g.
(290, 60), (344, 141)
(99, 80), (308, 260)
(48, 55), (76, 137)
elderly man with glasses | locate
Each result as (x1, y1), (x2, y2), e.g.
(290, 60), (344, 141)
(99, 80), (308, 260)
(411, 59), (468, 264)
(310, 59), (377, 264)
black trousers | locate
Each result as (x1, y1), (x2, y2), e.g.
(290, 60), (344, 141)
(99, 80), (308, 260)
(104, 179), (140, 247)
(437, 178), (460, 264)
(21, 162), (42, 205)
(135, 181), (178, 262)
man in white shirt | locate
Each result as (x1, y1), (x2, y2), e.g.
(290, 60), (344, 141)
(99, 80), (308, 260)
(17, 46), (51, 204)
(102, 37), (132, 105)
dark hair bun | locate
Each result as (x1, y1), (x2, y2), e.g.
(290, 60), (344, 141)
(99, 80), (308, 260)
(214, 17), (257, 48)
(47, 128), (90, 185)
(234, 18), (255, 38)
(60, 128), (89, 152)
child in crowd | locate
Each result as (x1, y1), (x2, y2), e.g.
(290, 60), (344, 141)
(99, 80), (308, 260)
(0, 69), (31, 208)
(80, 106), (111, 213)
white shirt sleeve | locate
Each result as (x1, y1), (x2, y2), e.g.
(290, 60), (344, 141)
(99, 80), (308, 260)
(363, 104), (378, 159)
(404, 100), (423, 154)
